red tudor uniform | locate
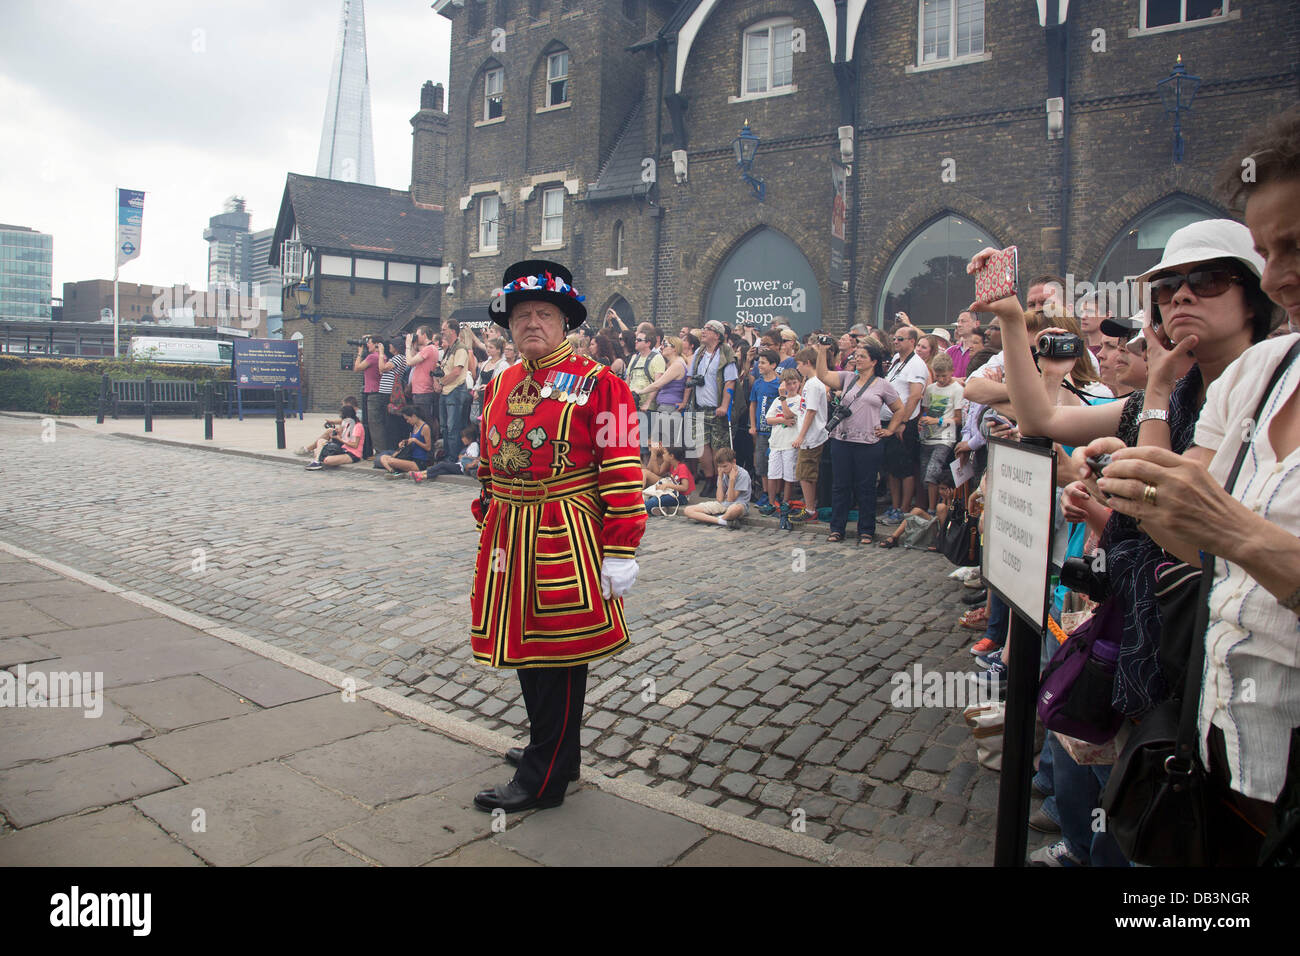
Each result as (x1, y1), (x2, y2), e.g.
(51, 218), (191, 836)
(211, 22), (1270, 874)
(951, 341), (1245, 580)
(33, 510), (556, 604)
(470, 340), (646, 667)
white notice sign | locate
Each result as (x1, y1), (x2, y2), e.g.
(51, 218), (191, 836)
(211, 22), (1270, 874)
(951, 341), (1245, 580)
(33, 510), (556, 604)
(980, 439), (1056, 625)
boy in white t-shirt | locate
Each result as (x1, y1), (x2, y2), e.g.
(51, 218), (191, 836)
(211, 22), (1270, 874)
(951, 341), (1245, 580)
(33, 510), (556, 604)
(918, 351), (963, 513)
(763, 369), (803, 527)
(791, 348), (829, 523)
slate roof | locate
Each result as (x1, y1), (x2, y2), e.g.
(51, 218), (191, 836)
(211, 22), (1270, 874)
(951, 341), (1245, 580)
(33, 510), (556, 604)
(270, 173), (443, 264)
(585, 99), (651, 203)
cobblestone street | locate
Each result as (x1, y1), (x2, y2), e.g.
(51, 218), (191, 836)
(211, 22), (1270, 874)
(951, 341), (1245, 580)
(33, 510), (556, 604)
(1, 416), (1005, 863)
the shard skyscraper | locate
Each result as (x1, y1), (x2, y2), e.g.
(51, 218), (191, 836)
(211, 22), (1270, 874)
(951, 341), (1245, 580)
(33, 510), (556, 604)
(315, 0), (376, 184)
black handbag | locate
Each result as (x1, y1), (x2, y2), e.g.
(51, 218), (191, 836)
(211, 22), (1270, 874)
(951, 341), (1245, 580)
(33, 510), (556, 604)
(1260, 727), (1300, 866)
(1102, 339), (1300, 866)
(939, 490), (981, 567)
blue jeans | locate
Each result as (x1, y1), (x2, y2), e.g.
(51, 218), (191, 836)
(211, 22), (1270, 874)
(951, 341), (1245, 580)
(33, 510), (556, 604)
(983, 592), (1009, 646)
(828, 437), (884, 536)
(1049, 733), (1130, 866)
(440, 389), (467, 461)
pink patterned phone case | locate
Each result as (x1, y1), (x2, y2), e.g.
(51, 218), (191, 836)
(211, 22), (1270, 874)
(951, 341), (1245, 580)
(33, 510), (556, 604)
(975, 246), (1019, 303)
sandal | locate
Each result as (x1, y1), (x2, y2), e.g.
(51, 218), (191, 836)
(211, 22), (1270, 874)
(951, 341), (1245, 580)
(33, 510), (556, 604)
(877, 538), (898, 548)
(827, 532), (845, 543)
(857, 534), (873, 546)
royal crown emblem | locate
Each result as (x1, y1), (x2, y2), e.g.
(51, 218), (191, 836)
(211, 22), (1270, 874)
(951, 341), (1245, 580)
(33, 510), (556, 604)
(506, 376), (543, 416)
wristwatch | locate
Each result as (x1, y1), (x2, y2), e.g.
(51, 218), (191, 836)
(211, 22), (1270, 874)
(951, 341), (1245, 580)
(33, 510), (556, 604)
(1136, 409), (1170, 426)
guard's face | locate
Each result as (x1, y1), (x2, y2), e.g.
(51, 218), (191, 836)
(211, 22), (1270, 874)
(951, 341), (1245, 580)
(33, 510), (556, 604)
(509, 301), (567, 360)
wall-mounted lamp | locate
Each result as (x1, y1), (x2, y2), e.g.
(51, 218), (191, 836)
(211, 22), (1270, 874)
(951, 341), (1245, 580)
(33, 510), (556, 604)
(672, 149), (688, 184)
(1157, 55), (1201, 164)
(732, 121), (765, 202)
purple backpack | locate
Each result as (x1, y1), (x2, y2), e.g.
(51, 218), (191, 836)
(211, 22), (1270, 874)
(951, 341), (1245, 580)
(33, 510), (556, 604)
(1037, 599), (1124, 744)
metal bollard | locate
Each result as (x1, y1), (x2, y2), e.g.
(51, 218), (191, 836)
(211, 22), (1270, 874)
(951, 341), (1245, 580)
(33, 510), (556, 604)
(274, 385), (286, 450)
(204, 383), (214, 441)
(144, 376), (153, 433)
(96, 374), (108, 425)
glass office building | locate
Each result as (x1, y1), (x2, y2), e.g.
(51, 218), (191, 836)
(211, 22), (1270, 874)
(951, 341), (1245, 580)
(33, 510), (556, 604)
(315, 0), (376, 184)
(0, 224), (53, 321)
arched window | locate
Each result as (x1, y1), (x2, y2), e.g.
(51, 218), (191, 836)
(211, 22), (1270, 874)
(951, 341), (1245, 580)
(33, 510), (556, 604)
(1093, 195), (1221, 290)
(611, 221), (625, 271)
(879, 214), (998, 328)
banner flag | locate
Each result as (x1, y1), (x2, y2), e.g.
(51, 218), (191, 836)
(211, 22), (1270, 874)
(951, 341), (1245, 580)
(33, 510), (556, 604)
(116, 188), (145, 267)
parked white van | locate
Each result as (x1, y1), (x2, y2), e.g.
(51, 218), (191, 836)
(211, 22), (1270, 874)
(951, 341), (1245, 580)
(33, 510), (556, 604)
(129, 337), (233, 366)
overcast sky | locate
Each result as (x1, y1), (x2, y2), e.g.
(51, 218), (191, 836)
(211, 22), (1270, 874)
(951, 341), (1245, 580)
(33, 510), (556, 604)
(0, 0), (452, 297)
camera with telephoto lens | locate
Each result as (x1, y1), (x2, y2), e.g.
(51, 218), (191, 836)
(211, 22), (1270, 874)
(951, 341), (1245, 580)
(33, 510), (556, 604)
(1060, 554), (1110, 603)
(346, 338), (368, 348)
(1035, 332), (1084, 360)
(826, 400), (853, 431)
(685, 374), (706, 388)
(817, 335), (834, 346)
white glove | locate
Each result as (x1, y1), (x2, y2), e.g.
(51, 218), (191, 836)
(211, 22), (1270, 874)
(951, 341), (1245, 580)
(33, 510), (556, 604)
(600, 557), (639, 600)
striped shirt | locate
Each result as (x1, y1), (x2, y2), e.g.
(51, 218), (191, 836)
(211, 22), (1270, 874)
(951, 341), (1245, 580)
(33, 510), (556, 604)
(1193, 333), (1300, 802)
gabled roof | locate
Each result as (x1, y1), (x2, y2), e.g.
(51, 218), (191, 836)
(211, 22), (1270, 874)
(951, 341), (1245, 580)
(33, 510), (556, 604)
(270, 173), (443, 265)
(585, 99), (651, 203)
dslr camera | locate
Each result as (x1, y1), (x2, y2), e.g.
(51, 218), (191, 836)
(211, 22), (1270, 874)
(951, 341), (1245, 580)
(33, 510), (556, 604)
(1060, 554), (1110, 603)
(685, 374), (706, 388)
(817, 335), (835, 346)
(346, 338), (368, 348)
(826, 400), (852, 432)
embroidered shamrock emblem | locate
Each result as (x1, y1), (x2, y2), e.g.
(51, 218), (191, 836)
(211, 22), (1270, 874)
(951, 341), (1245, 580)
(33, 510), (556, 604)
(527, 427), (546, 449)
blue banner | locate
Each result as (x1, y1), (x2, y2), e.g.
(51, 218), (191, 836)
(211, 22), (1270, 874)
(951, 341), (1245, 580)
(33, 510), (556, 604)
(232, 339), (301, 389)
(116, 188), (145, 267)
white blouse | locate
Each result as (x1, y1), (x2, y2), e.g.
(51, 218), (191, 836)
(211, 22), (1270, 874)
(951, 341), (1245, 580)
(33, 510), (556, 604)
(1192, 333), (1300, 802)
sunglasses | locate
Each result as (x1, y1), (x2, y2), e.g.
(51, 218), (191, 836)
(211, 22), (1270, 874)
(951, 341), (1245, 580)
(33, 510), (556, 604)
(1147, 268), (1243, 306)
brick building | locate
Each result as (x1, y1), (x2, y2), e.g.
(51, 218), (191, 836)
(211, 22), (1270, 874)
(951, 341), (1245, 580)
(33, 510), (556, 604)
(273, 82), (449, 410)
(434, 0), (1297, 338)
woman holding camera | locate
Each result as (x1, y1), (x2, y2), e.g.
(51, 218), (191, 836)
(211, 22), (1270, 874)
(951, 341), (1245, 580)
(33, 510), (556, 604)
(812, 340), (904, 544)
(970, 220), (1276, 718)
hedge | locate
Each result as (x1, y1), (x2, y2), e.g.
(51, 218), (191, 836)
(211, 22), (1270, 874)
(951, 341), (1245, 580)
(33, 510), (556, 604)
(0, 356), (230, 416)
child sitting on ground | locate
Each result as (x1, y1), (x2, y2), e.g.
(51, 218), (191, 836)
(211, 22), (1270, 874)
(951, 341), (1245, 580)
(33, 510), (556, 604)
(681, 447), (750, 528)
(412, 426), (479, 482)
(642, 446), (694, 515)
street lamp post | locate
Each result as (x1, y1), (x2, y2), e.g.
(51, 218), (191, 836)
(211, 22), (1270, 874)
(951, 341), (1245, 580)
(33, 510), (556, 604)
(293, 280), (316, 322)
(732, 121), (765, 202)
(1157, 55), (1202, 165)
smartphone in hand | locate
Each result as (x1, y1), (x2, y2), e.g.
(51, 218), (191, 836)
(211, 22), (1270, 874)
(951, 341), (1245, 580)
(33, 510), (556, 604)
(974, 246), (1019, 303)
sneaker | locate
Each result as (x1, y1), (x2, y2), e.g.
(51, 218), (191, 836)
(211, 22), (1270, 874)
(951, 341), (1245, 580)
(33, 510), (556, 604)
(304, 461), (323, 470)
(757, 502), (777, 517)
(386, 469), (407, 478)
(961, 589), (989, 606)
(410, 471), (427, 483)
(958, 607), (989, 630)
(972, 663), (1007, 699)
(969, 637), (1000, 656)
(976, 649), (1004, 671)
(962, 575), (987, 589)
(756, 493), (771, 509)
(1028, 808), (1061, 834)
(786, 507), (808, 522)
(294, 445), (313, 457)
(1028, 839), (1084, 867)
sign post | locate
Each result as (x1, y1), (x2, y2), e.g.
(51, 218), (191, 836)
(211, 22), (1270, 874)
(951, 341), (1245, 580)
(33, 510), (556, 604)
(230, 339), (303, 422)
(980, 437), (1056, 867)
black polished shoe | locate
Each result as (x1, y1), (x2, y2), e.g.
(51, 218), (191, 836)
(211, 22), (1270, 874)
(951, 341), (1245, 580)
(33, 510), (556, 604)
(473, 779), (564, 813)
(961, 588), (988, 606)
(505, 747), (581, 781)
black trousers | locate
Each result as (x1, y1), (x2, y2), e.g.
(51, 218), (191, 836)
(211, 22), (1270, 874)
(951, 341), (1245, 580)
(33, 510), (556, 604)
(514, 663), (588, 799)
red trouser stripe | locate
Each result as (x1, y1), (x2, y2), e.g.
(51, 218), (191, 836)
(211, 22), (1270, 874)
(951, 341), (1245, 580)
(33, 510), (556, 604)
(537, 669), (571, 797)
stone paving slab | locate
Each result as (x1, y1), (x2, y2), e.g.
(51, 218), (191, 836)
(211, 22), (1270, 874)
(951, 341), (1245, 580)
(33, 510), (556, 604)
(0, 698), (151, 769)
(133, 761), (371, 867)
(23, 592), (155, 629)
(671, 832), (821, 867)
(0, 744), (181, 827)
(330, 786), (493, 866)
(0, 580), (103, 603)
(136, 694), (400, 781)
(286, 724), (499, 808)
(425, 839), (543, 867)
(28, 617), (214, 656)
(0, 636), (57, 668)
(248, 837), (371, 867)
(200, 657), (335, 708)
(107, 674), (259, 731)
(41, 640), (264, 690)
(0, 600), (66, 638)
(0, 804), (205, 866)
(493, 789), (709, 867)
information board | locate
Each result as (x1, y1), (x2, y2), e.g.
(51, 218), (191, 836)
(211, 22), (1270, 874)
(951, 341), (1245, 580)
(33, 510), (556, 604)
(232, 339), (301, 390)
(980, 438), (1056, 626)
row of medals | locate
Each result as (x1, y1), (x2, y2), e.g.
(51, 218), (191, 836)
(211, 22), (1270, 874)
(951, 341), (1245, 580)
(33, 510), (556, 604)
(539, 371), (595, 406)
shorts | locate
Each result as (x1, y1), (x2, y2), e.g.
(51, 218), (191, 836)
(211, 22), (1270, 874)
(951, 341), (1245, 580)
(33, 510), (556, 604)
(753, 431), (770, 476)
(644, 491), (686, 515)
(767, 446), (796, 482)
(703, 412), (732, 450)
(699, 499), (749, 516)
(882, 418), (920, 479)
(796, 443), (824, 483)
(921, 442), (955, 486)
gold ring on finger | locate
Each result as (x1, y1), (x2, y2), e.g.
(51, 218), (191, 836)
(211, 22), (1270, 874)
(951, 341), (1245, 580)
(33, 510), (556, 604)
(1143, 484), (1158, 507)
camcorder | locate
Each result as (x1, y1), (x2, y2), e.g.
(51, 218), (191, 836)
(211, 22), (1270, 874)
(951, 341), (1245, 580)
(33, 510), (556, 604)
(1034, 332), (1084, 361)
